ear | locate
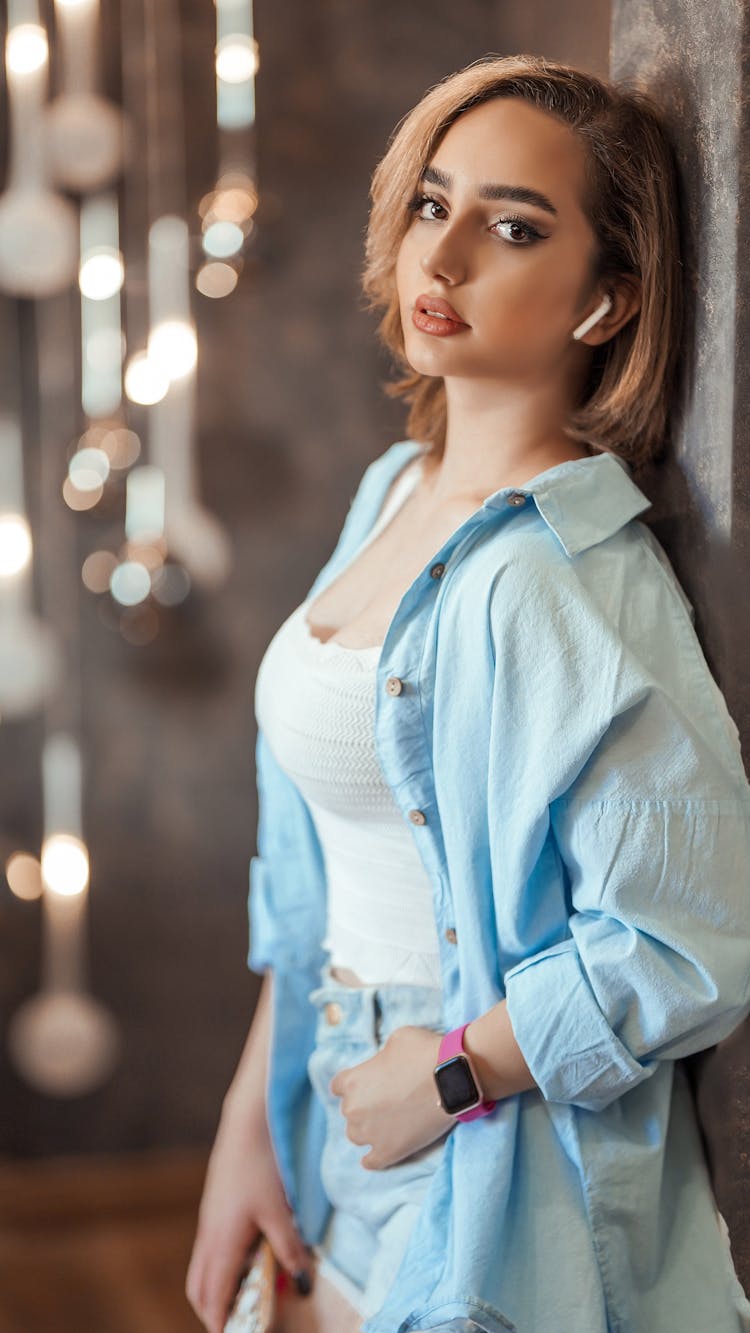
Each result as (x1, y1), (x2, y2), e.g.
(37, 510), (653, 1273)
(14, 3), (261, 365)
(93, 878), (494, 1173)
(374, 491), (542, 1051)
(588, 273), (642, 345)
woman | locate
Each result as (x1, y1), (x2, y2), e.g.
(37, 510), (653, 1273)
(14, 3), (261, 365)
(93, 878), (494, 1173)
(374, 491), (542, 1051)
(187, 54), (750, 1333)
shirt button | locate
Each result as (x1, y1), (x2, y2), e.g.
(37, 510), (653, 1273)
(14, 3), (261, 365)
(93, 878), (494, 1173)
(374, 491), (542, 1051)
(444, 927), (457, 944)
(507, 492), (527, 506)
(325, 1002), (343, 1025)
(408, 808), (427, 825)
(430, 562), (445, 578)
(385, 676), (403, 696)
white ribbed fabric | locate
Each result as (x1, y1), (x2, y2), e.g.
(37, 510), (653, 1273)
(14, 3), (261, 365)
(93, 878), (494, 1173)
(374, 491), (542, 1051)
(254, 455), (443, 987)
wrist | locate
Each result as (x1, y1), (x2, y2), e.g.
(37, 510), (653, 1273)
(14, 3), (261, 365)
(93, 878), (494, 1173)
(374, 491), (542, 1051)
(433, 1023), (497, 1121)
(463, 1000), (538, 1102)
(462, 1019), (505, 1102)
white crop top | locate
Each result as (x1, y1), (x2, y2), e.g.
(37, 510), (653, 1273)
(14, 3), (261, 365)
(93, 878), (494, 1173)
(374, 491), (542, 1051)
(254, 455), (443, 987)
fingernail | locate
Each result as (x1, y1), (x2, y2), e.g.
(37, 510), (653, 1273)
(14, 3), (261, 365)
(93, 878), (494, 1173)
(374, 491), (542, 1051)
(293, 1269), (312, 1296)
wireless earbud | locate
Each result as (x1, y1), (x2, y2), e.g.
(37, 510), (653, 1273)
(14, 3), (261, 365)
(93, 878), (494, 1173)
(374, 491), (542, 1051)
(572, 294), (612, 341)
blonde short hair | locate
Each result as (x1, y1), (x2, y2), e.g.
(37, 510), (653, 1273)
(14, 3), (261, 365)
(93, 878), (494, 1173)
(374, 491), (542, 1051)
(360, 53), (684, 472)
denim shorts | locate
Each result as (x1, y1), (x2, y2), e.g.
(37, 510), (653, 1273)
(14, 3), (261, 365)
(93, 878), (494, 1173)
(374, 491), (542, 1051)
(306, 962), (449, 1323)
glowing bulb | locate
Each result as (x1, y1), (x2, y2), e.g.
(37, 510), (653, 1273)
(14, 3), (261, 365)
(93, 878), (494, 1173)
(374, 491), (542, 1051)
(41, 833), (89, 897)
(215, 35), (259, 83)
(0, 513), (32, 576)
(202, 221), (244, 259)
(6, 24), (48, 76)
(148, 320), (198, 380)
(79, 249), (124, 300)
(124, 352), (169, 405)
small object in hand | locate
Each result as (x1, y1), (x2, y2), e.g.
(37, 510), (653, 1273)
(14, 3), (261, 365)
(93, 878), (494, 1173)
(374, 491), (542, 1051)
(224, 1234), (278, 1333)
(293, 1268), (312, 1296)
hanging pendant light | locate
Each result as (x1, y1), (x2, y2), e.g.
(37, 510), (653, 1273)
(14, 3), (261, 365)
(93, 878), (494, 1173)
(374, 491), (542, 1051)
(0, 414), (61, 717)
(0, 0), (78, 298)
(7, 733), (121, 1097)
(45, 0), (126, 194)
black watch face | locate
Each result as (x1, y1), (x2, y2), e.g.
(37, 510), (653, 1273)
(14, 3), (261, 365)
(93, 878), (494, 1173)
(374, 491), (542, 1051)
(435, 1054), (480, 1115)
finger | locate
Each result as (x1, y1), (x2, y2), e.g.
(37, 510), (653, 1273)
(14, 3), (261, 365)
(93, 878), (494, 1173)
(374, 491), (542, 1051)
(188, 1229), (259, 1333)
(260, 1208), (315, 1290)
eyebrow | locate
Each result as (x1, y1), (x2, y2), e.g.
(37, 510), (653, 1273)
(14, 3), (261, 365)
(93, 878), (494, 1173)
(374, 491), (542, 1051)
(419, 164), (559, 218)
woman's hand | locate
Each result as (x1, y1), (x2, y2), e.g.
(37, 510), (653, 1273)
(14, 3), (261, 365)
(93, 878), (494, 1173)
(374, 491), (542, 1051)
(329, 1025), (455, 1170)
(185, 1098), (313, 1333)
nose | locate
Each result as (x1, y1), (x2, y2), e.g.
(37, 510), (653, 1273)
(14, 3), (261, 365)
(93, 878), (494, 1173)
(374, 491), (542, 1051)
(419, 221), (468, 285)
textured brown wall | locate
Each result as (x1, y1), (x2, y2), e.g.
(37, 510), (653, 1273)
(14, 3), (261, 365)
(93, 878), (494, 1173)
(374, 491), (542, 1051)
(611, 0), (750, 1292)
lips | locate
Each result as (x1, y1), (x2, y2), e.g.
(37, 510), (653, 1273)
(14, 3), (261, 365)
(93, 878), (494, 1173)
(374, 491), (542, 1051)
(414, 293), (468, 325)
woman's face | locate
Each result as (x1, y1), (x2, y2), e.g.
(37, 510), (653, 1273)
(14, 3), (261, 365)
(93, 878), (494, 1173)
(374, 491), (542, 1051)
(395, 96), (605, 387)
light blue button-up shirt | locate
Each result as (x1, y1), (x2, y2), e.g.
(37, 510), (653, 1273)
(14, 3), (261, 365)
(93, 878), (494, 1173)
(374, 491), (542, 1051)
(247, 439), (750, 1333)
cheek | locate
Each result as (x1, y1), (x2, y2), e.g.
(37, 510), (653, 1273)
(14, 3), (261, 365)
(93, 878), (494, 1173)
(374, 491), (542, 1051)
(395, 237), (414, 300)
(481, 248), (583, 328)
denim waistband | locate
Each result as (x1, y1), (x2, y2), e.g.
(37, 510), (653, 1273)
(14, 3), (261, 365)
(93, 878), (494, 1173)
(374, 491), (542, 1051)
(308, 961), (446, 1047)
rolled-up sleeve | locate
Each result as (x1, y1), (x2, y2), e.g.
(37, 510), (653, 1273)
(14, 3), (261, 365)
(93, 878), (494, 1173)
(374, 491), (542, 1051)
(504, 780), (750, 1113)
(494, 546), (750, 1114)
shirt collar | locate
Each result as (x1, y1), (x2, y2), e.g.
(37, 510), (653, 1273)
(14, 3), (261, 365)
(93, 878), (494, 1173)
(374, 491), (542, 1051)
(481, 450), (653, 557)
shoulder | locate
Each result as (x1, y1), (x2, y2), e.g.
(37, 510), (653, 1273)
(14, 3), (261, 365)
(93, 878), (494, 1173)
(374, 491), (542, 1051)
(483, 514), (694, 653)
(349, 438), (424, 501)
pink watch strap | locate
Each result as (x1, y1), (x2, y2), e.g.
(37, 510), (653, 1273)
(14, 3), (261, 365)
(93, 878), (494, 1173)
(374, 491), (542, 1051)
(438, 1022), (471, 1063)
(438, 1023), (496, 1121)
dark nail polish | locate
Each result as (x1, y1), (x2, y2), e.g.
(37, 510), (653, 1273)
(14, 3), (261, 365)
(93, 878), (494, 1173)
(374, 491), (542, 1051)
(293, 1268), (312, 1296)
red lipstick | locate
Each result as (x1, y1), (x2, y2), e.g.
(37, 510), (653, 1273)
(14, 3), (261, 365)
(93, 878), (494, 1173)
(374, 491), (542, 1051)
(412, 293), (470, 337)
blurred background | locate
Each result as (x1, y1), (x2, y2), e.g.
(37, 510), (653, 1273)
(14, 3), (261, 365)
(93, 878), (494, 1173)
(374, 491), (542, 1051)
(3, 1), (749, 1330)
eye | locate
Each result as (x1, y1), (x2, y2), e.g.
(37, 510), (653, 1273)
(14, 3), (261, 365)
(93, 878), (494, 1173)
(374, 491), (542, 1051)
(493, 215), (543, 245)
(405, 193), (543, 245)
(405, 192), (447, 222)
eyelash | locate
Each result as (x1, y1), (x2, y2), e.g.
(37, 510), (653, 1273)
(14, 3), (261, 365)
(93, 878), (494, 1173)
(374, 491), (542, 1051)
(405, 192), (544, 245)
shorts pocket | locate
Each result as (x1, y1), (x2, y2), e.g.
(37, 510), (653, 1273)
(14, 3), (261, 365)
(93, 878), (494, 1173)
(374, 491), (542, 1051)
(401, 1301), (517, 1333)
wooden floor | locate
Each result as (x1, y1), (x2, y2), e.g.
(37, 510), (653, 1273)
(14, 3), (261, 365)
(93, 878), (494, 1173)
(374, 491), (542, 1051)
(0, 1148), (210, 1333)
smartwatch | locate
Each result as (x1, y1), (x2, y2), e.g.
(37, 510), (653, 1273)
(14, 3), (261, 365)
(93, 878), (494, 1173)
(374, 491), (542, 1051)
(433, 1023), (497, 1122)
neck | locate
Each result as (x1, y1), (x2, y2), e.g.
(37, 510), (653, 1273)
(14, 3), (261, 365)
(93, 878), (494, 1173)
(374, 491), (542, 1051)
(420, 376), (592, 504)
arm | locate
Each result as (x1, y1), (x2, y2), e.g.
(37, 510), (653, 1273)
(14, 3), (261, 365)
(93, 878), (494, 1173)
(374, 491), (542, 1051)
(488, 549), (750, 1114)
(503, 787), (750, 1112)
(221, 968), (272, 1126)
(186, 972), (314, 1333)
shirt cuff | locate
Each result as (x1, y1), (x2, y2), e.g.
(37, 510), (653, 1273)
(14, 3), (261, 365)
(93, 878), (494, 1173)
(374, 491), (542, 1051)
(503, 939), (655, 1112)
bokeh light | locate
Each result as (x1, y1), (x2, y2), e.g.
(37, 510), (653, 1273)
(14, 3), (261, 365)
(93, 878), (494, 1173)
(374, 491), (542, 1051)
(151, 562), (191, 607)
(110, 560), (151, 607)
(41, 833), (89, 897)
(6, 852), (43, 901)
(215, 35), (259, 83)
(0, 513), (32, 576)
(202, 220), (244, 259)
(148, 320), (198, 381)
(124, 351), (169, 405)
(68, 446), (110, 492)
(62, 475), (103, 510)
(79, 248), (125, 300)
(195, 261), (239, 299)
(200, 186), (257, 227)
(119, 605), (160, 645)
(81, 549), (118, 593)
(7, 24), (48, 76)
(99, 427), (141, 470)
